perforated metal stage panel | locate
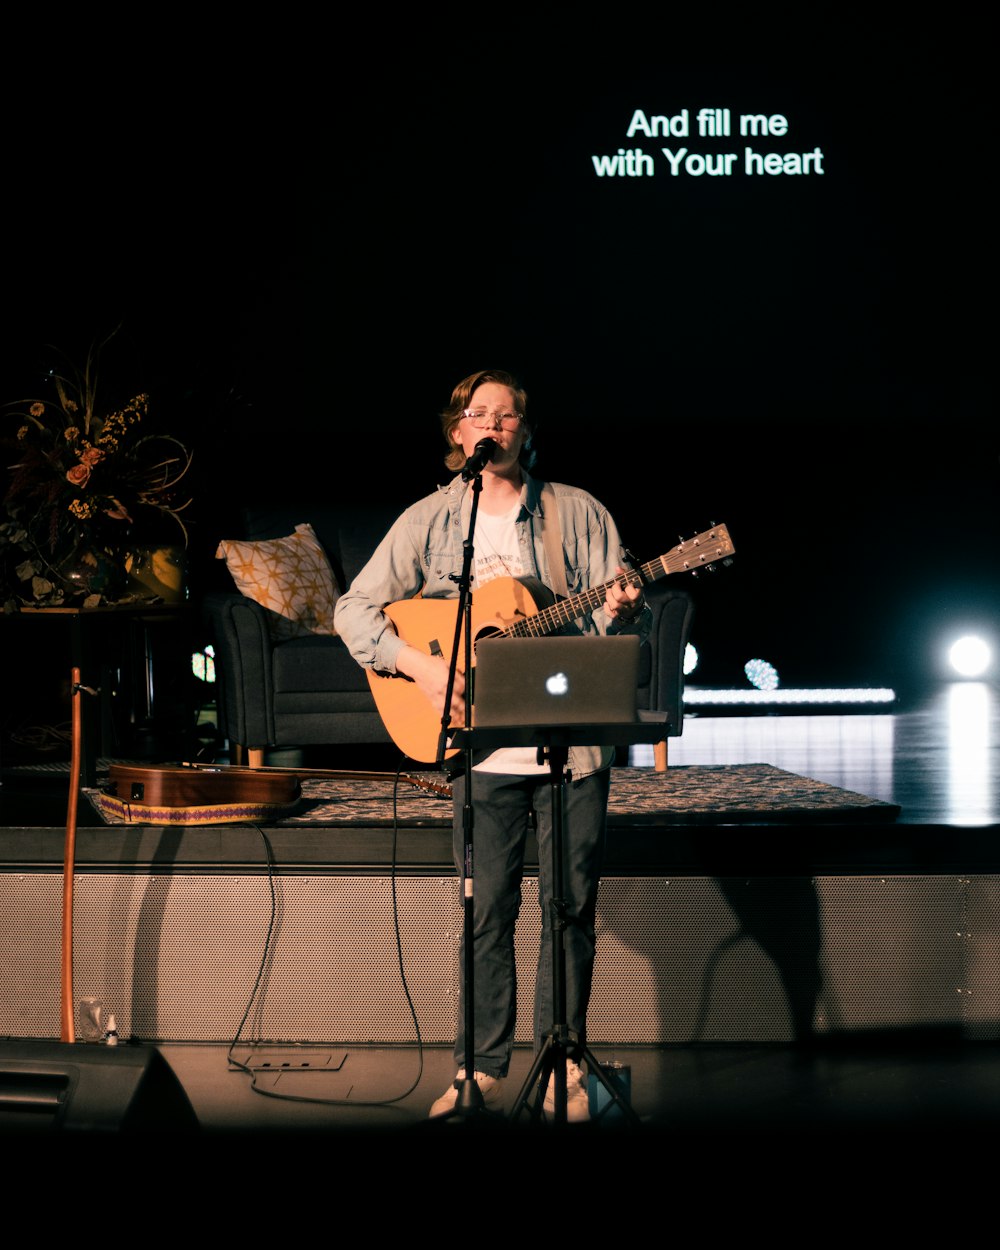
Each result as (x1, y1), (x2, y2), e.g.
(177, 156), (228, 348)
(1, 873), (996, 1043)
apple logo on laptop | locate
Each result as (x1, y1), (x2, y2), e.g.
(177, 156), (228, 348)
(545, 672), (569, 696)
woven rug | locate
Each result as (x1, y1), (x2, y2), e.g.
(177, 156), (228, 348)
(86, 763), (899, 826)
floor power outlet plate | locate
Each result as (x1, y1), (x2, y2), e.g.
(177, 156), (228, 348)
(243, 1049), (349, 1072)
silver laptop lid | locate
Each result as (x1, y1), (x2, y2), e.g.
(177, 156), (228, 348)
(472, 635), (641, 728)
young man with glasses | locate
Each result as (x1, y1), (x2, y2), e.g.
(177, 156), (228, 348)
(334, 368), (650, 1121)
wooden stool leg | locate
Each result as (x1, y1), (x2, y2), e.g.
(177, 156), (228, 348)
(247, 748), (265, 769)
(654, 740), (668, 772)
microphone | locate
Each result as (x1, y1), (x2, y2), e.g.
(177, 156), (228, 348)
(462, 438), (498, 481)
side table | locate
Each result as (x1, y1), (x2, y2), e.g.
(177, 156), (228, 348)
(3, 602), (189, 787)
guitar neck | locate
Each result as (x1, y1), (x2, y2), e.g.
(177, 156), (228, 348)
(503, 565), (652, 638)
(503, 524), (732, 639)
(181, 761), (451, 797)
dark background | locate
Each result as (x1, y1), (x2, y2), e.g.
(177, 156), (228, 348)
(2, 28), (993, 704)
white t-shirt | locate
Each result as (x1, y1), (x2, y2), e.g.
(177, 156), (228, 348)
(471, 503), (550, 776)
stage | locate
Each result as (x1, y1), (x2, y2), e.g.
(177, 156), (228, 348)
(2, 685), (999, 1146)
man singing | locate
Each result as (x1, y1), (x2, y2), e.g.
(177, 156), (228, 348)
(334, 368), (650, 1120)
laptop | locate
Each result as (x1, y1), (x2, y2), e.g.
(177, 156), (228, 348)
(472, 634), (641, 729)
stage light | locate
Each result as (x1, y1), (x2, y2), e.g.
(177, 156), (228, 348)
(744, 658), (779, 691)
(683, 644), (698, 676)
(684, 687), (897, 706)
(948, 635), (991, 678)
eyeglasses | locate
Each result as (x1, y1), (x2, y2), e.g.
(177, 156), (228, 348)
(461, 409), (523, 430)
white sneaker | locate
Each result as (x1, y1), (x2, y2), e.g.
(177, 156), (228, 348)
(429, 1068), (505, 1118)
(543, 1060), (590, 1123)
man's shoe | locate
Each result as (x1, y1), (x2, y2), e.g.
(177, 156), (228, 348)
(543, 1060), (590, 1123)
(429, 1069), (505, 1118)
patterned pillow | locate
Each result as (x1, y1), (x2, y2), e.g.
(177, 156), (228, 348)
(216, 523), (339, 641)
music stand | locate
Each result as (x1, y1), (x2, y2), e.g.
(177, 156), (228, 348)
(450, 712), (668, 1128)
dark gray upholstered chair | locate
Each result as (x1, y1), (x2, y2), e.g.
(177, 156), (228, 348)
(204, 505), (693, 771)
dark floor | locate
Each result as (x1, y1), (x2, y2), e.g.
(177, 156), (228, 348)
(3, 681), (1000, 1153)
(154, 1030), (1000, 1144)
(5, 1036), (998, 1197)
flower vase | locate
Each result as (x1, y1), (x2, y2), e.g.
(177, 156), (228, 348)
(125, 545), (187, 603)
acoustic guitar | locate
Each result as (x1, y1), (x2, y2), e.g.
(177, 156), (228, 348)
(367, 524), (735, 763)
(100, 762), (452, 824)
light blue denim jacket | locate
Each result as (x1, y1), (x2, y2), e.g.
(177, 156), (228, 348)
(334, 471), (651, 777)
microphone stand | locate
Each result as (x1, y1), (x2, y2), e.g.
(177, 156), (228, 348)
(431, 456), (496, 1123)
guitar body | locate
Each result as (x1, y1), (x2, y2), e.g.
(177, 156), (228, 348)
(367, 525), (735, 764)
(108, 763), (301, 808)
(370, 576), (554, 763)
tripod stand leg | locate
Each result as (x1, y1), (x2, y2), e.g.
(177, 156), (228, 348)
(579, 1045), (642, 1126)
(509, 1033), (563, 1123)
(511, 1040), (642, 1127)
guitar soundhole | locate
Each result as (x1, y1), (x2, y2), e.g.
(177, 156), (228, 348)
(473, 626), (503, 652)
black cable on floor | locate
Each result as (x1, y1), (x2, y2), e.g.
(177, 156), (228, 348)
(226, 754), (427, 1108)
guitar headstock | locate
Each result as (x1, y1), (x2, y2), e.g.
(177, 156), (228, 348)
(401, 771), (454, 799)
(659, 524), (735, 577)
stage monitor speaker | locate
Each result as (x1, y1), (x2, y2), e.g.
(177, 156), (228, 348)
(0, 1040), (199, 1133)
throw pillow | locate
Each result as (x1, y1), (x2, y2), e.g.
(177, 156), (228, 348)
(216, 523), (340, 641)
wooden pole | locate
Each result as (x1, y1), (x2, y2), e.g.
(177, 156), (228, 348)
(60, 666), (83, 1043)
